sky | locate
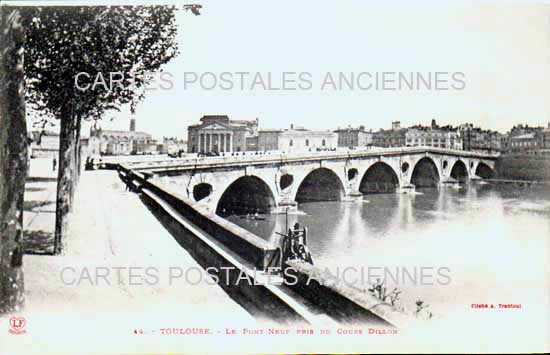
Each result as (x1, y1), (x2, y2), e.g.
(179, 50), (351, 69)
(69, 0), (550, 138)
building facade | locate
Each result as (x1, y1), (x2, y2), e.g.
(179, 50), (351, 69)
(89, 119), (156, 156)
(508, 133), (539, 153)
(504, 123), (550, 155)
(160, 137), (187, 154)
(372, 121), (407, 147)
(459, 124), (502, 153)
(187, 115), (258, 153)
(372, 119), (464, 150)
(406, 126), (462, 150)
(246, 136), (259, 151)
(371, 121), (407, 148)
(334, 126), (373, 148)
(542, 124), (550, 154)
(258, 126), (337, 152)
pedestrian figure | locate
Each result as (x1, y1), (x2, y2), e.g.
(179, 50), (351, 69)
(52, 157), (57, 171)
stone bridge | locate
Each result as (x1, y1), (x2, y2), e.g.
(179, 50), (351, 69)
(122, 147), (497, 216)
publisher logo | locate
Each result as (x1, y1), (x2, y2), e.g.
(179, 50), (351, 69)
(8, 316), (26, 335)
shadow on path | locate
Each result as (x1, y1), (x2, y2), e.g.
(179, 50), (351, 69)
(22, 230), (55, 255)
(23, 200), (55, 212)
(27, 176), (58, 183)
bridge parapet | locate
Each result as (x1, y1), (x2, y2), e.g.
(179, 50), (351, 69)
(117, 147), (498, 173)
(118, 147), (497, 214)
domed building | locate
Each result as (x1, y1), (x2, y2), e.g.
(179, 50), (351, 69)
(187, 115), (259, 153)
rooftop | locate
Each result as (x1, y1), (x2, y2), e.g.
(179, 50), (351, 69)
(98, 129), (151, 137)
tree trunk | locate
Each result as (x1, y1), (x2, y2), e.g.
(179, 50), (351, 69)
(74, 116), (81, 188)
(68, 116), (81, 213)
(0, 7), (27, 314)
(54, 112), (75, 255)
(68, 119), (76, 212)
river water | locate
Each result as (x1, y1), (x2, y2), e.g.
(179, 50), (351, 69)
(226, 183), (550, 317)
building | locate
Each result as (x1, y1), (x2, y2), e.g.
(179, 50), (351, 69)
(159, 137), (187, 154)
(542, 124), (550, 154)
(458, 123), (502, 153)
(88, 119), (156, 155)
(29, 130), (60, 158)
(505, 123), (550, 155)
(187, 115), (259, 153)
(508, 133), (539, 153)
(334, 126), (373, 148)
(372, 121), (407, 147)
(257, 124), (337, 152)
(507, 124), (543, 137)
(405, 128), (461, 149)
(246, 136), (259, 151)
(372, 129), (406, 147)
(406, 120), (462, 150)
(392, 121), (401, 130)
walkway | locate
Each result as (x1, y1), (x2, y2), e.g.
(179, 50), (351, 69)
(3, 159), (254, 354)
(22, 158), (57, 254)
(23, 159), (253, 314)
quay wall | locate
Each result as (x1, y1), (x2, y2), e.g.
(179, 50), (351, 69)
(118, 165), (401, 326)
(119, 167), (277, 271)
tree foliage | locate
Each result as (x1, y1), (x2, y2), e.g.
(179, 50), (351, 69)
(22, 5), (180, 123)
(20, 5), (182, 253)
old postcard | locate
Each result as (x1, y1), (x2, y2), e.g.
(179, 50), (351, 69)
(0, 0), (549, 354)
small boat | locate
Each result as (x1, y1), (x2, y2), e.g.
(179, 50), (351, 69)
(239, 213), (266, 221)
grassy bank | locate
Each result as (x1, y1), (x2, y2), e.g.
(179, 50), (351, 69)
(494, 154), (550, 182)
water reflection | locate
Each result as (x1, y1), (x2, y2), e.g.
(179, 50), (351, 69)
(226, 183), (550, 314)
(231, 184), (550, 259)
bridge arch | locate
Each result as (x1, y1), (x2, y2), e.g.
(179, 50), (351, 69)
(294, 168), (345, 203)
(359, 162), (399, 194)
(216, 175), (276, 217)
(411, 157), (440, 187)
(450, 160), (469, 182)
(475, 162), (494, 179)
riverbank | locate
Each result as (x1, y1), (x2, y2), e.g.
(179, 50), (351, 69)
(495, 154), (550, 181)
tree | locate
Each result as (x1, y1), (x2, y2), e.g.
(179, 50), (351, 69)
(0, 6), (26, 314)
(22, 5), (182, 253)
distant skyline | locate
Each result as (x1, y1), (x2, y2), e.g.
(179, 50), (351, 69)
(73, 0), (550, 139)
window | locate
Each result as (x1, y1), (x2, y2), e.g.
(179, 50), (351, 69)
(289, 139), (293, 147)
(322, 139), (326, 146)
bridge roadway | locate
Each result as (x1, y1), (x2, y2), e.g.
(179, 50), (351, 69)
(116, 147), (498, 214)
